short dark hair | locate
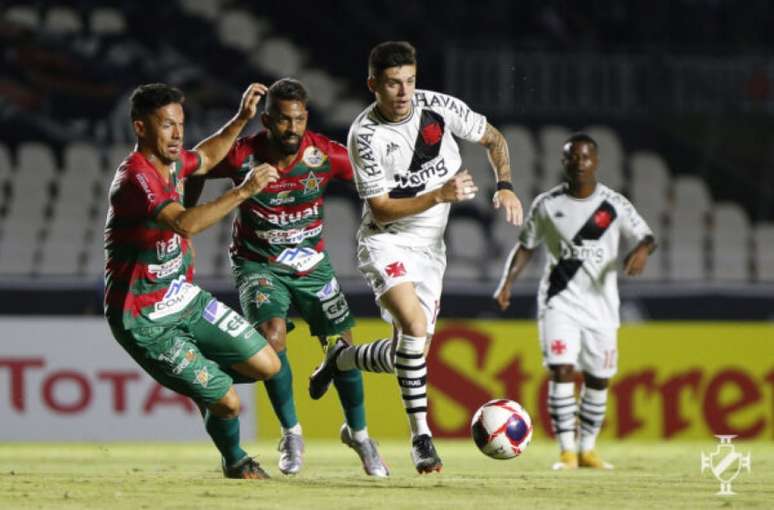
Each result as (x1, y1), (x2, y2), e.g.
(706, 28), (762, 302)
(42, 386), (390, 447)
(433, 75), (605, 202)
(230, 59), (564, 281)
(130, 83), (184, 120)
(565, 132), (598, 150)
(368, 41), (417, 78)
(265, 78), (308, 112)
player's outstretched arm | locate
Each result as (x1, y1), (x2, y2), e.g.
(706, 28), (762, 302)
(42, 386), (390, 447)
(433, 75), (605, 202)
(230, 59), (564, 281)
(192, 83), (267, 175)
(479, 123), (523, 226)
(493, 244), (534, 311)
(367, 169), (479, 224)
(157, 164), (278, 237)
(623, 235), (656, 276)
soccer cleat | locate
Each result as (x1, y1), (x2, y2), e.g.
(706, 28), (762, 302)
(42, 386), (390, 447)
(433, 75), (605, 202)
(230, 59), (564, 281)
(339, 424), (390, 477)
(308, 338), (346, 400)
(551, 450), (579, 470)
(579, 450), (614, 469)
(410, 434), (443, 474)
(277, 432), (304, 475)
(222, 456), (270, 479)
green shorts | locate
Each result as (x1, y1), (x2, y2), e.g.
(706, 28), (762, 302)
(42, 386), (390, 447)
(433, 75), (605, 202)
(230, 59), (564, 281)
(109, 291), (268, 405)
(233, 254), (355, 338)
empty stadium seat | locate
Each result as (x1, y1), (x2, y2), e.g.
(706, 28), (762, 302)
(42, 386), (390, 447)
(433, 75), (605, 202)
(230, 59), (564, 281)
(752, 223), (774, 282)
(710, 202), (751, 281)
(179, 0), (223, 20)
(4, 5), (39, 28)
(297, 69), (339, 111)
(253, 37), (303, 77)
(538, 125), (571, 190)
(44, 6), (82, 34)
(459, 142), (496, 212)
(90, 8), (126, 35)
(629, 151), (670, 224)
(584, 125), (625, 191)
(327, 99), (368, 128)
(217, 9), (266, 52)
(446, 216), (489, 280)
(323, 197), (359, 278)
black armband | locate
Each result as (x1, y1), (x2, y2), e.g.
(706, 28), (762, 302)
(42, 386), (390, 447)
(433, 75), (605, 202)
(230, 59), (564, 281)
(496, 181), (514, 191)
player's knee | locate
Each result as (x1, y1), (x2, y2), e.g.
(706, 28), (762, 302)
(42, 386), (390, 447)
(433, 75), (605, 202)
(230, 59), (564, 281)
(211, 388), (241, 418)
(549, 364), (576, 382)
(399, 313), (426, 338)
(259, 319), (287, 352)
(583, 372), (609, 390)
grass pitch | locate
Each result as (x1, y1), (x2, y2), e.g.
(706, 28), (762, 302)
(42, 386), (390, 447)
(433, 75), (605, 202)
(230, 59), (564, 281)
(1, 439), (771, 509)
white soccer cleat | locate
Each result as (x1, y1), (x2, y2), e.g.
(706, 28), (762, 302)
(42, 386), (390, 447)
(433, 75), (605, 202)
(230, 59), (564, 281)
(340, 424), (390, 477)
(277, 432), (304, 475)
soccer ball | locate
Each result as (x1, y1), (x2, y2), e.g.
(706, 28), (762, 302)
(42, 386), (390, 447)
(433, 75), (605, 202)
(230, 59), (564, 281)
(471, 399), (533, 459)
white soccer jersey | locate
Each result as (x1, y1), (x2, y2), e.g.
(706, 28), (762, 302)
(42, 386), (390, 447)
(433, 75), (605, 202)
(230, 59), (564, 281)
(347, 89), (488, 247)
(520, 183), (653, 328)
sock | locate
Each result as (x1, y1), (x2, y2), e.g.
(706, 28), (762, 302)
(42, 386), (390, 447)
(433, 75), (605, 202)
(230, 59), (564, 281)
(349, 426), (369, 443)
(579, 386), (608, 452)
(548, 381), (577, 453)
(204, 411), (247, 466)
(333, 368), (367, 431)
(281, 423), (302, 436)
(395, 334), (430, 438)
(263, 350), (298, 429)
(336, 338), (394, 373)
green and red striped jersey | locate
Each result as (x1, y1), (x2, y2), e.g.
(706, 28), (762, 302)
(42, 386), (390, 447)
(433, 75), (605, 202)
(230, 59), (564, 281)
(210, 130), (353, 273)
(104, 150), (202, 328)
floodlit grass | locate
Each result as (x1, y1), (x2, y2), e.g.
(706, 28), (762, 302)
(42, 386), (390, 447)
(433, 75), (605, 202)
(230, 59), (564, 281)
(1, 439), (771, 509)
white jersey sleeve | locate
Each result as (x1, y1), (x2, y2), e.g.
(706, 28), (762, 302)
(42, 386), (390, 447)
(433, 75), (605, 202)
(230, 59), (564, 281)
(414, 90), (487, 143)
(348, 113), (388, 199)
(614, 192), (653, 244)
(518, 197), (545, 249)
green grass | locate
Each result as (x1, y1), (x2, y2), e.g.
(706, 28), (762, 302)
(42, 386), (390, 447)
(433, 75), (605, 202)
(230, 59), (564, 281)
(1, 440), (771, 509)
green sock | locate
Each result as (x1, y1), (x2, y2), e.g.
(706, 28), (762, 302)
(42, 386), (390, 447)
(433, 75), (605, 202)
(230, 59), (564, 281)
(333, 368), (366, 431)
(263, 350), (298, 429)
(204, 411), (247, 466)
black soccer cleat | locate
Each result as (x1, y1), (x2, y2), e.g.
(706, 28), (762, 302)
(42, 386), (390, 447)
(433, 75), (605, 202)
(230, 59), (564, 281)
(308, 338), (346, 400)
(411, 434), (443, 474)
(222, 456), (271, 480)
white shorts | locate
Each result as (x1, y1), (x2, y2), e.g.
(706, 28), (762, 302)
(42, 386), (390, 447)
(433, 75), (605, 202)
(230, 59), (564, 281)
(538, 308), (618, 378)
(357, 237), (446, 335)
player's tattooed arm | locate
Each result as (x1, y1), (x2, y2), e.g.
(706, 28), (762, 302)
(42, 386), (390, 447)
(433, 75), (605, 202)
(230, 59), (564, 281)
(479, 123), (511, 182)
(479, 123), (524, 225)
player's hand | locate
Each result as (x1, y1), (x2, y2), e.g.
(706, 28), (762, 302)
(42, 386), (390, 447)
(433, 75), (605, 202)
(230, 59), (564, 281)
(493, 283), (512, 311)
(438, 169), (479, 203)
(239, 163), (279, 197)
(493, 189), (523, 226)
(623, 245), (649, 276)
(237, 83), (268, 121)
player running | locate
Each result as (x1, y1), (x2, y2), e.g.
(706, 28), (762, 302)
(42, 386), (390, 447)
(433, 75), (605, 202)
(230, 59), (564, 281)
(105, 83), (282, 479)
(309, 41), (523, 473)
(493, 132), (656, 470)
(186, 78), (388, 477)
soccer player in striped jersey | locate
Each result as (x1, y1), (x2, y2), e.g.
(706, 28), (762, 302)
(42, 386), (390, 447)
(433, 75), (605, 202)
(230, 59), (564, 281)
(493, 133), (656, 470)
(185, 79), (388, 477)
(310, 41), (523, 473)
(105, 83), (281, 479)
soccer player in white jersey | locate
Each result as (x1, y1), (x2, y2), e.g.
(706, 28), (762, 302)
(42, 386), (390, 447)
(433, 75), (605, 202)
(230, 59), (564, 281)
(308, 41), (523, 473)
(493, 132), (656, 470)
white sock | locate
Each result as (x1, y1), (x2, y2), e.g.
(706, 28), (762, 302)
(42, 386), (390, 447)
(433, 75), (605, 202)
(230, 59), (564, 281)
(579, 386), (608, 452)
(548, 381), (577, 452)
(395, 334), (430, 438)
(336, 338), (394, 373)
(281, 423), (302, 436)
(349, 426), (369, 443)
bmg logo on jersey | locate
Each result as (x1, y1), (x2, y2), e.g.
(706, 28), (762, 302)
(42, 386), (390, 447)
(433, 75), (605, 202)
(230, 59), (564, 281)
(700, 435), (751, 496)
(560, 243), (605, 265)
(394, 158), (449, 189)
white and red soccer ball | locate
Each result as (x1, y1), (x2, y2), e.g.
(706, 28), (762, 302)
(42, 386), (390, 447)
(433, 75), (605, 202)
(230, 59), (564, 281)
(471, 399), (533, 459)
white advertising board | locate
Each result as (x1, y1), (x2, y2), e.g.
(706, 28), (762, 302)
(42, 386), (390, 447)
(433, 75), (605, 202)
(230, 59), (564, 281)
(0, 317), (256, 441)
